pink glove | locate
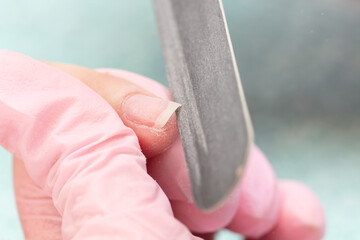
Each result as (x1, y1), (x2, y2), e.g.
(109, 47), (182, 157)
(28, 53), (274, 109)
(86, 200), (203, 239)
(1, 50), (196, 239)
(1, 50), (325, 239)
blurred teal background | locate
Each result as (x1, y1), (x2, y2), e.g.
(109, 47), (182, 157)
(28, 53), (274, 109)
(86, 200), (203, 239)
(1, 0), (359, 239)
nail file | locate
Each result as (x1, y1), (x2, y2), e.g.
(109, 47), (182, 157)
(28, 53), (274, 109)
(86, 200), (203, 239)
(153, 0), (254, 210)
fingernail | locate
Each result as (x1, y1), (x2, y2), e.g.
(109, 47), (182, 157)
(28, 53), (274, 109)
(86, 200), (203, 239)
(122, 94), (181, 129)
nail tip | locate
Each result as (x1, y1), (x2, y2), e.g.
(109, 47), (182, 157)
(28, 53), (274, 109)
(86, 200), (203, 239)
(153, 101), (181, 128)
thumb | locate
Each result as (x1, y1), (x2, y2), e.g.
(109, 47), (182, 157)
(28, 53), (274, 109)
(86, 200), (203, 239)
(1, 50), (197, 239)
(46, 62), (181, 158)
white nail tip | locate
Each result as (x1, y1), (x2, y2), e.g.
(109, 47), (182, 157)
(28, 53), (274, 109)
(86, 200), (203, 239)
(153, 101), (181, 128)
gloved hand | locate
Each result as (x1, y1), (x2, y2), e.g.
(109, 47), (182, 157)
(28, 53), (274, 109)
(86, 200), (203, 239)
(0, 50), (325, 240)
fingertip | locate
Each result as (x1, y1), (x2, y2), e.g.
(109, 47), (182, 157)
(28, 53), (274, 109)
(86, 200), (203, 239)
(252, 180), (326, 240)
(96, 69), (180, 158)
(132, 111), (180, 158)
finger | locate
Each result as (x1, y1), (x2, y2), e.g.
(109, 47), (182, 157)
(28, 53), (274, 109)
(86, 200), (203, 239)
(95, 69), (192, 202)
(247, 181), (325, 240)
(46, 62), (180, 158)
(13, 157), (62, 240)
(226, 146), (280, 238)
(102, 69), (279, 234)
(1, 50), (198, 239)
(96, 69), (203, 201)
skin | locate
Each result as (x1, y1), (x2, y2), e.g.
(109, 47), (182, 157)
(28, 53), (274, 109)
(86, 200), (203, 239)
(2, 52), (325, 239)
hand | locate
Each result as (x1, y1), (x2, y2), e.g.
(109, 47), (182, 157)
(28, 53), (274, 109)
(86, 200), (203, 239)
(1, 50), (325, 239)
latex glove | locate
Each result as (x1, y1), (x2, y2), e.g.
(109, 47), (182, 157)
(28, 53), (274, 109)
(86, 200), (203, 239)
(2, 50), (195, 240)
(1, 50), (325, 240)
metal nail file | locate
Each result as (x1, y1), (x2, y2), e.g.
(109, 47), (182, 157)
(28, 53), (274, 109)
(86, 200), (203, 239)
(153, 0), (254, 210)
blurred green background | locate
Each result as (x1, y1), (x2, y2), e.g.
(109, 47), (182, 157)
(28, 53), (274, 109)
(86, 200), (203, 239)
(0, 0), (359, 239)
